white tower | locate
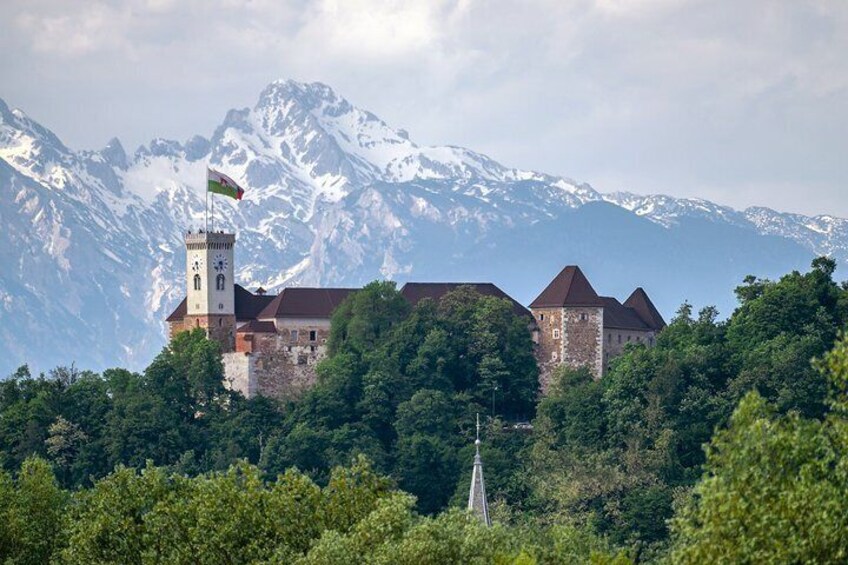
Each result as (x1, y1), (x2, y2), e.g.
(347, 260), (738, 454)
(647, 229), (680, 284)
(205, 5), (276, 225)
(184, 231), (236, 350)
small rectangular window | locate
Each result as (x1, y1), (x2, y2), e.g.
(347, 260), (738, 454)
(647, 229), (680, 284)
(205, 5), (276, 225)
(309, 330), (317, 341)
(618, 334), (622, 344)
(580, 313), (587, 321)
(553, 328), (560, 339)
(290, 330), (298, 343)
(627, 335), (631, 342)
(607, 333), (612, 343)
(540, 313), (545, 321)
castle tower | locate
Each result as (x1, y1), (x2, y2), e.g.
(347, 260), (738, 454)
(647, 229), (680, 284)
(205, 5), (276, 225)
(530, 265), (605, 388)
(184, 231), (237, 351)
(467, 414), (491, 527)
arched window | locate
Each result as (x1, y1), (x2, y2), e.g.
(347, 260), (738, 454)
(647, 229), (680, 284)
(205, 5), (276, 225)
(216, 274), (225, 291)
(193, 274), (201, 290)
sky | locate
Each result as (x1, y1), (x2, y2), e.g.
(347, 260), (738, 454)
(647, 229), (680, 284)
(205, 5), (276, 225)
(1, 0), (846, 217)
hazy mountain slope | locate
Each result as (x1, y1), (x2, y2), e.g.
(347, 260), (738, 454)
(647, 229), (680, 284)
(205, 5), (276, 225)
(0, 81), (843, 375)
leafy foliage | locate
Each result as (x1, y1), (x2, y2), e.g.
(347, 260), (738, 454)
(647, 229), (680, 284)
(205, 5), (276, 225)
(1, 259), (847, 561)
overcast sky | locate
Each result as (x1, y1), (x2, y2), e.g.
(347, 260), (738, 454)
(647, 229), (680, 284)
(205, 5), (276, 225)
(1, 0), (846, 216)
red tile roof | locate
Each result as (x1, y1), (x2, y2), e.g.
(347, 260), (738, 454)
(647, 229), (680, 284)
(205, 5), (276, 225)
(257, 287), (357, 320)
(400, 282), (532, 319)
(530, 266), (604, 308)
(235, 285), (276, 320)
(601, 297), (651, 331)
(166, 298), (187, 322)
(624, 288), (666, 330)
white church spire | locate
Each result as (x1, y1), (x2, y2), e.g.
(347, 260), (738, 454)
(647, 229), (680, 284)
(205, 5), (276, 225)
(467, 413), (491, 527)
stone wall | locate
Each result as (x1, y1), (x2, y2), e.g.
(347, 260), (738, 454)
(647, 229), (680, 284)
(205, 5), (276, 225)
(225, 319), (333, 401)
(562, 307), (604, 380)
(170, 315), (236, 352)
(601, 328), (656, 372)
(531, 307), (563, 393)
(223, 351), (255, 398)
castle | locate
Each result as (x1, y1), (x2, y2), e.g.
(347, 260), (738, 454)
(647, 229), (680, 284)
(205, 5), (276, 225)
(166, 231), (665, 399)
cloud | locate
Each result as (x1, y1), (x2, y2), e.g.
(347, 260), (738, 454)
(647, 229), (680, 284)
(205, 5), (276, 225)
(0, 0), (846, 216)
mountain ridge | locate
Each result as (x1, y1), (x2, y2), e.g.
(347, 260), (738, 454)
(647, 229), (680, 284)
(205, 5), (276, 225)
(0, 79), (844, 375)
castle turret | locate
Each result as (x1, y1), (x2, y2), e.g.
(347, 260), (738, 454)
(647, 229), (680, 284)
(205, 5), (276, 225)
(467, 414), (491, 527)
(183, 231), (236, 351)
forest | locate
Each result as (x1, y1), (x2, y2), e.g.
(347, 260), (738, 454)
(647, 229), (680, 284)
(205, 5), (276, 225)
(1, 258), (848, 563)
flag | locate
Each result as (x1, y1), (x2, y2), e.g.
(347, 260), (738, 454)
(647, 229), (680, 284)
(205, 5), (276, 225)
(207, 168), (245, 200)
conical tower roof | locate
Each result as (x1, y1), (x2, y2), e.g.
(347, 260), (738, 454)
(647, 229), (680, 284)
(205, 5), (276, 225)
(624, 287), (666, 330)
(530, 265), (604, 308)
(467, 414), (491, 527)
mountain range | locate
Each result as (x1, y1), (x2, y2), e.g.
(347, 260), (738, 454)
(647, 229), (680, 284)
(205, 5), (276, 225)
(1, 80), (845, 376)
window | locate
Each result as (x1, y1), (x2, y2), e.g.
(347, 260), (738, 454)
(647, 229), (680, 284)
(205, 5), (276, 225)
(290, 330), (298, 343)
(618, 334), (622, 344)
(216, 274), (225, 291)
(309, 330), (317, 342)
(627, 335), (631, 342)
(553, 328), (560, 339)
(551, 351), (558, 361)
(193, 274), (201, 290)
(636, 336), (641, 342)
(195, 319), (200, 328)
(310, 345), (316, 352)
(540, 313), (545, 321)
(607, 333), (612, 343)
(218, 318), (222, 327)
(580, 313), (587, 321)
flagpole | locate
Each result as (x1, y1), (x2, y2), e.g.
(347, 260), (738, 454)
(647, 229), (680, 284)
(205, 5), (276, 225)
(205, 167), (209, 232)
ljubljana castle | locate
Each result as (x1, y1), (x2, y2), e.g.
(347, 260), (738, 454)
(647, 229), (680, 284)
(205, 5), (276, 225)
(166, 230), (666, 399)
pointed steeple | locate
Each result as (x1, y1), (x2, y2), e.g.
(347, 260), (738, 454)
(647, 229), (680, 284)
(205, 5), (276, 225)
(467, 414), (491, 526)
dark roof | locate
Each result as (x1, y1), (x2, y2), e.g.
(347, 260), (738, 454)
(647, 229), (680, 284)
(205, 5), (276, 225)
(237, 320), (277, 333)
(400, 282), (532, 319)
(235, 284), (276, 320)
(530, 266), (604, 308)
(257, 287), (357, 319)
(166, 298), (187, 322)
(624, 288), (666, 330)
(165, 284), (275, 323)
(601, 297), (651, 331)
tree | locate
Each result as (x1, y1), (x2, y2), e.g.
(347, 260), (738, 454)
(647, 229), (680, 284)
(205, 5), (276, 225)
(45, 416), (87, 484)
(0, 457), (67, 565)
(669, 334), (848, 563)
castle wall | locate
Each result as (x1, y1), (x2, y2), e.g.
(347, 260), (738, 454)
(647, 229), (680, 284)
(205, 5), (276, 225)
(602, 328), (656, 372)
(168, 315), (236, 352)
(562, 307), (604, 380)
(223, 351), (255, 398)
(532, 307), (563, 392)
(227, 319), (333, 401)
(182, 315), (236, 352)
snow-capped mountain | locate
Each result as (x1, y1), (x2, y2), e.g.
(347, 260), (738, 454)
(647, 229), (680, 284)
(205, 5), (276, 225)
(0, 80), (844, 375)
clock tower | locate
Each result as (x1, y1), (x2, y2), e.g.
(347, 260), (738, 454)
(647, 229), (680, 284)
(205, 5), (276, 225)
(184, 230), (236, 351)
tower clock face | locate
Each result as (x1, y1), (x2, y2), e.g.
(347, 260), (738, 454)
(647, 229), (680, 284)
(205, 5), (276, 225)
(213, 253), (229, 272)
(191, 254), (204, 272)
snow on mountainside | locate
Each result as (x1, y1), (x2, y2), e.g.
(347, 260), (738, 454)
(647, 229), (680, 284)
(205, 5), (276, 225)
(0, 80), (844, 375)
